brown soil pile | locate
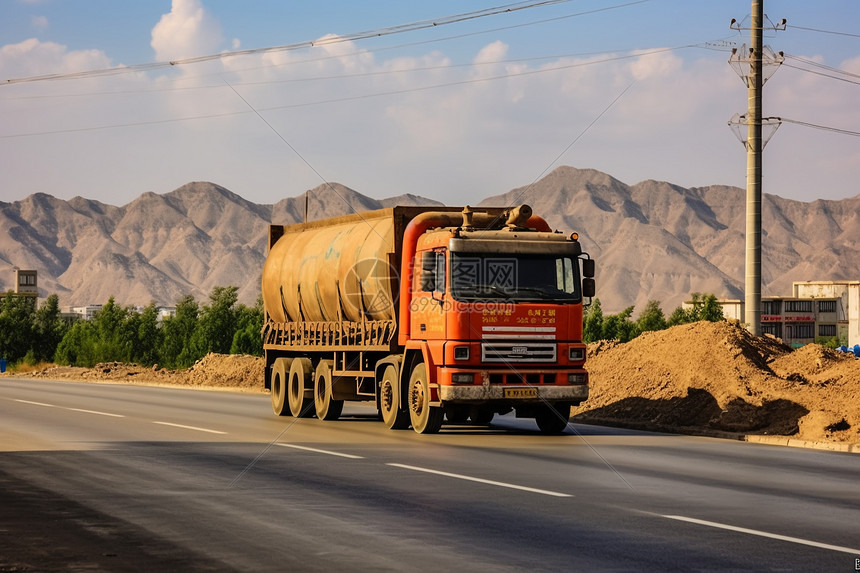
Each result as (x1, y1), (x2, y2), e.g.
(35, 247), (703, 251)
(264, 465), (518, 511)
(572, 321), (860, 444)
(27, 353), (265, 393)
(15, 321), (860, 445)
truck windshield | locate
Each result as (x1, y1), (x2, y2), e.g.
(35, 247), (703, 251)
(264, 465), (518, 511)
(450, 253), (581, 303)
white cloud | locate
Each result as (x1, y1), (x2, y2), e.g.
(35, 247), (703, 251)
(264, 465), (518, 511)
(0, 38), (111, 79)
(30, 15), (48, 32)
(151, 0), (222, 61)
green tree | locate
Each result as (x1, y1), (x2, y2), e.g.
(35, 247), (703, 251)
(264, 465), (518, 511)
(135, 302), (162, 366)
(816, 336), (847, 350)
(583, 298), (604, 343)
(696, 293), (725, 322)
(160, 295), (200, 368)
(92, 297), (133, 363)
(670, 292), (725, 325)
(0, 293), (36, 363)
(32, 294), (69, 362)
(231, 295), (263, 356)
(55, 320), (98, 366)
(636, 300), (667, 333)
(602, 306), (639, 342)
(667, 305), (691, 326)
(192, 286), (239, 356)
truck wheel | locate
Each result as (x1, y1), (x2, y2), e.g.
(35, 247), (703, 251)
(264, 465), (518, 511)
(314, 360), (343, 421)
(408, 363), (443, 434)
(379, 365), (409, 430)
(535, 403), (571, 434)
(288, 358), (314, 418)
(270, 358), (292, 416)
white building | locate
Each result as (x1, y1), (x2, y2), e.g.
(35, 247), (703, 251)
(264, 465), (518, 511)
(64, 305), (103, 321)
(718, 281), (860, 348)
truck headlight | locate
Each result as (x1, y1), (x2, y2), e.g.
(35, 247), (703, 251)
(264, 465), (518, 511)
(454, 346), (470, 360)
(568, 347), (584, 361)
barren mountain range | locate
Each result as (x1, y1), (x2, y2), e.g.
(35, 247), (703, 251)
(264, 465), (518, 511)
(1, 166), (857, 314)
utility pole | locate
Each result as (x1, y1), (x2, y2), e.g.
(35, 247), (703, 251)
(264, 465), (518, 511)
(728, 1), (784, 337)
(746, 0), (763, 337)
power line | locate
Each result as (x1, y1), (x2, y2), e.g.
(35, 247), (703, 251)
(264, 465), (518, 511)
(3, 0), (650, 88)
(0, 47), (662, 101)
(780, 117), (860, 137)
(3, 0), (585, 86)
(782, 62), (860, 87)
(787, 24), (860, 39)
(782, 54), (860, 86)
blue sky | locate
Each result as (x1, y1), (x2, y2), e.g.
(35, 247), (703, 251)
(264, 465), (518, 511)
(1, 0), (858, 207)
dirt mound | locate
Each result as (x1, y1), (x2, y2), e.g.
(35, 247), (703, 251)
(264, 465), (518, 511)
(183, 353), (264, 390)
(573, 321), (860, 444)
(27, 354), (265, 393)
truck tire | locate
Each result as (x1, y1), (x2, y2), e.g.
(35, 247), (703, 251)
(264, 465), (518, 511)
(288, 358), (314, 418)
(535, 403), (571, 434)
(408, 363), (443, 434)
(314, 360), (343, 421)
(270, 358), (292, 416)
(379, 365), (409, 430)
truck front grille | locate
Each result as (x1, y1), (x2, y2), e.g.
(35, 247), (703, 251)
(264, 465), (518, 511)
(481, 342), (557, 363)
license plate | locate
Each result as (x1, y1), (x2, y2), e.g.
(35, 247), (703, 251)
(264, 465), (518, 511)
(504, 387), (538, 399)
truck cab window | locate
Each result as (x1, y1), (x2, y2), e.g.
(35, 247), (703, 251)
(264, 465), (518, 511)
(418, 250), (446, 294)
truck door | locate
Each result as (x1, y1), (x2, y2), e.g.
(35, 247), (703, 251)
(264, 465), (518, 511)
(411, 249), (446, 340)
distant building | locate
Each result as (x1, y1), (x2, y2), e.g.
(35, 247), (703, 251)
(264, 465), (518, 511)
(131, 305), (177, 321)
(157, 306), (176, 321)
(15, 269), (38, 296)
(0, 269), (39, 303)
(717, 280), (859, 348)
(63, 304), (103, 321)
(61, 304), (177, 322)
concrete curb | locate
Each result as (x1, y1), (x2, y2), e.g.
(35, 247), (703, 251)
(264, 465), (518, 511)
(743, 434), (860, 453)
(573, 416), (860, 454)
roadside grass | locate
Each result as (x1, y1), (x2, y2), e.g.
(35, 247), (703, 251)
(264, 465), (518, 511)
(4, 361), (57, 374)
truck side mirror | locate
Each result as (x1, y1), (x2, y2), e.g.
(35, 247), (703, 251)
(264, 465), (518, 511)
(582, 278), (596, 298)
(581, 258), (595, 278)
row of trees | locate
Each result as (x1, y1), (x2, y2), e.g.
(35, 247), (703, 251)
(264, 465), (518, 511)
(583, 292), (724, 343)
(0, 287), (263, 369)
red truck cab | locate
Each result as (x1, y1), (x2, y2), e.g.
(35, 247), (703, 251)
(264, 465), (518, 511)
(396, 208), (593, 433)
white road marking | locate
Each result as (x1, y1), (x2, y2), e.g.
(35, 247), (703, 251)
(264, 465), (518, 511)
(15, 400), (124, 417)
(387, 463), (572, 497)
(14, 399), (56, 407)
(152, 421), (227, 435)
(662, 515), (860, 555)
(67, 407), (124, 418)
(276, 443), (363, 459)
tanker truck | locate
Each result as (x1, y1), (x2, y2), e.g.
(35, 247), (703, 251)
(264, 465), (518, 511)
(261, 204), (595, 434)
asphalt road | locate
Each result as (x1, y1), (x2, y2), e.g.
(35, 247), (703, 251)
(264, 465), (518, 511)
(1, 377), (858, 572)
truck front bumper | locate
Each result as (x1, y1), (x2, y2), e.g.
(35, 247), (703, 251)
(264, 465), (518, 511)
(438, 384), (588, 403)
